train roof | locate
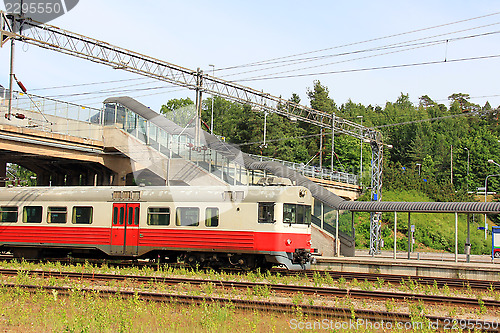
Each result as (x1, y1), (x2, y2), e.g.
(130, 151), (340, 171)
(0, 185), (312, 204)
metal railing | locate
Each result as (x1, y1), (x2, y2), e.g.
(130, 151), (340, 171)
(247, 153), (358, 185)
(0, 90), (103, 141)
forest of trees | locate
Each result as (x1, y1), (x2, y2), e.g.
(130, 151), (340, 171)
(160, 81), (500, 253)
(161, 80), (500, 202)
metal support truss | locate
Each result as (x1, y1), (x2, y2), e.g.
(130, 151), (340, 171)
(1, 11), (386, 251)
(0, 12), (382, 143)
(369, 141), (383, 255)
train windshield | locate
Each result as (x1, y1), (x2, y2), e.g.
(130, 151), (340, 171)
(283, 204), (311, 225)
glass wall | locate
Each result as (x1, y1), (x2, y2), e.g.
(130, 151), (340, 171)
(312, 199), (354, 239)
(102, 102), (249, 186)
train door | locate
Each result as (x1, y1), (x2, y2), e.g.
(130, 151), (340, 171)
(111, 203), (140, 256)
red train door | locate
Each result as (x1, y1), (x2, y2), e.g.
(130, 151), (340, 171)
(111, 203), (140, 255)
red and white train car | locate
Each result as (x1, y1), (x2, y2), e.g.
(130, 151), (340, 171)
(0, 184), (313, 269)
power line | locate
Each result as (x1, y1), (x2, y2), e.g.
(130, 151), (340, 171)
(217, 11), (500, 71)
(29, 77), (150, 91)
(237, 54), (500, 82)
(221, 24), (500, 79)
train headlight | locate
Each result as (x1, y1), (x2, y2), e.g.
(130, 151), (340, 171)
(286, 239), (292, 246)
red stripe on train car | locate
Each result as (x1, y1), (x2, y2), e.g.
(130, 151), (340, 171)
(0, 226), (111, 245)
(0, 226), (310, 252)
(138, 229), (310, 252)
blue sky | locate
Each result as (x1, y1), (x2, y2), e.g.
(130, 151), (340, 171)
(1, 1), (500, 113)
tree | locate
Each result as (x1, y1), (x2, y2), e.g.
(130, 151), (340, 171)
(6, 164), (36, 186)
(160, 98), (195, 126)
(307, 80), (336, 114)
(448, 93), (480, 113)
(419, 95), (435, 108)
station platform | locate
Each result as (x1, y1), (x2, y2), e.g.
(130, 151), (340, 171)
(313, 251), (500, 282)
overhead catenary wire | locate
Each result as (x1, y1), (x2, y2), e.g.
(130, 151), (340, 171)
(236, 53), (500, 82)
(22, 14), (500, 99)
(216, 11), (500, 71)
(220, 26), (500, 79)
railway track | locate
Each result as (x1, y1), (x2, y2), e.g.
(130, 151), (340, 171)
(0, 268), (497, 309)
(3, 282), (499, 332)
(285, 269), (500, 290)
(1, 256), (499, 290)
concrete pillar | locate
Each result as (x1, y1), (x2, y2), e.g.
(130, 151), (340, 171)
(102, 171), (112, 186)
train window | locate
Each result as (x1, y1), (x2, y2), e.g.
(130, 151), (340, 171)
(283, 204), (311, 225)
(119, 207), (124, 225)
(23, 206), (42, 223)
(176, 207), (199, 227)
(47, 207), (67, 224)
(128, 206), (134, 225)
(297, 205), (312, 225)
(0, 206), (18, 223)
(147, 207), (170, 226)
(258, 202), (275, 223)
(205, 208), (219, 227)
(283, 204), (296, 224)
(72, 206), (93, 224)
(134, 207), (139, 225)
(113, 207), (118, 225)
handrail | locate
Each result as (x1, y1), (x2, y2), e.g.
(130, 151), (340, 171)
(246, 153), (358, 185)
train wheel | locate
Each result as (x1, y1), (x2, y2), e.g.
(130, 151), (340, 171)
(12, 248), (41, 259)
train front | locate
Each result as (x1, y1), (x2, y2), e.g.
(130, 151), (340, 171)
(255, 180), (314, 270)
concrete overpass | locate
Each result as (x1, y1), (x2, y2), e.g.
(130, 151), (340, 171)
(0, 92), (362, 202)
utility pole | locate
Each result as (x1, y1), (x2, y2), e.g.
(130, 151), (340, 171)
(357, 115), (363, 185)
(209, 64), (215, 135)
(7, 13), (16, 121)
(450, 145), (453, 185)
(319, 128), (323, 170)
(331, 115), (335, 170)
(464, 147), (470, 192)
(194, 68), (203, 147)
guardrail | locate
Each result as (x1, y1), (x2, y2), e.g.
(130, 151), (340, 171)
(247, 154), (358, 185)
(0, 90), (103, 141)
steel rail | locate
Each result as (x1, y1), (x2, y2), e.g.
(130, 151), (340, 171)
(291, 269), (500, 290)
(3, 282), (499, 332)
(1, 257), (496, 290)
(0, 268), (497, 308)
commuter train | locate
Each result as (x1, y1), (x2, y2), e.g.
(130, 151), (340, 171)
(0, 183), (313, 269)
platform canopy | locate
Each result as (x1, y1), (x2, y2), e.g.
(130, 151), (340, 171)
(339, 201), (500, 214)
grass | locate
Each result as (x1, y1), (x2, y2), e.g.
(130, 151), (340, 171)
(0, 260), (498, 332)
(0, 285), (297, 333)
